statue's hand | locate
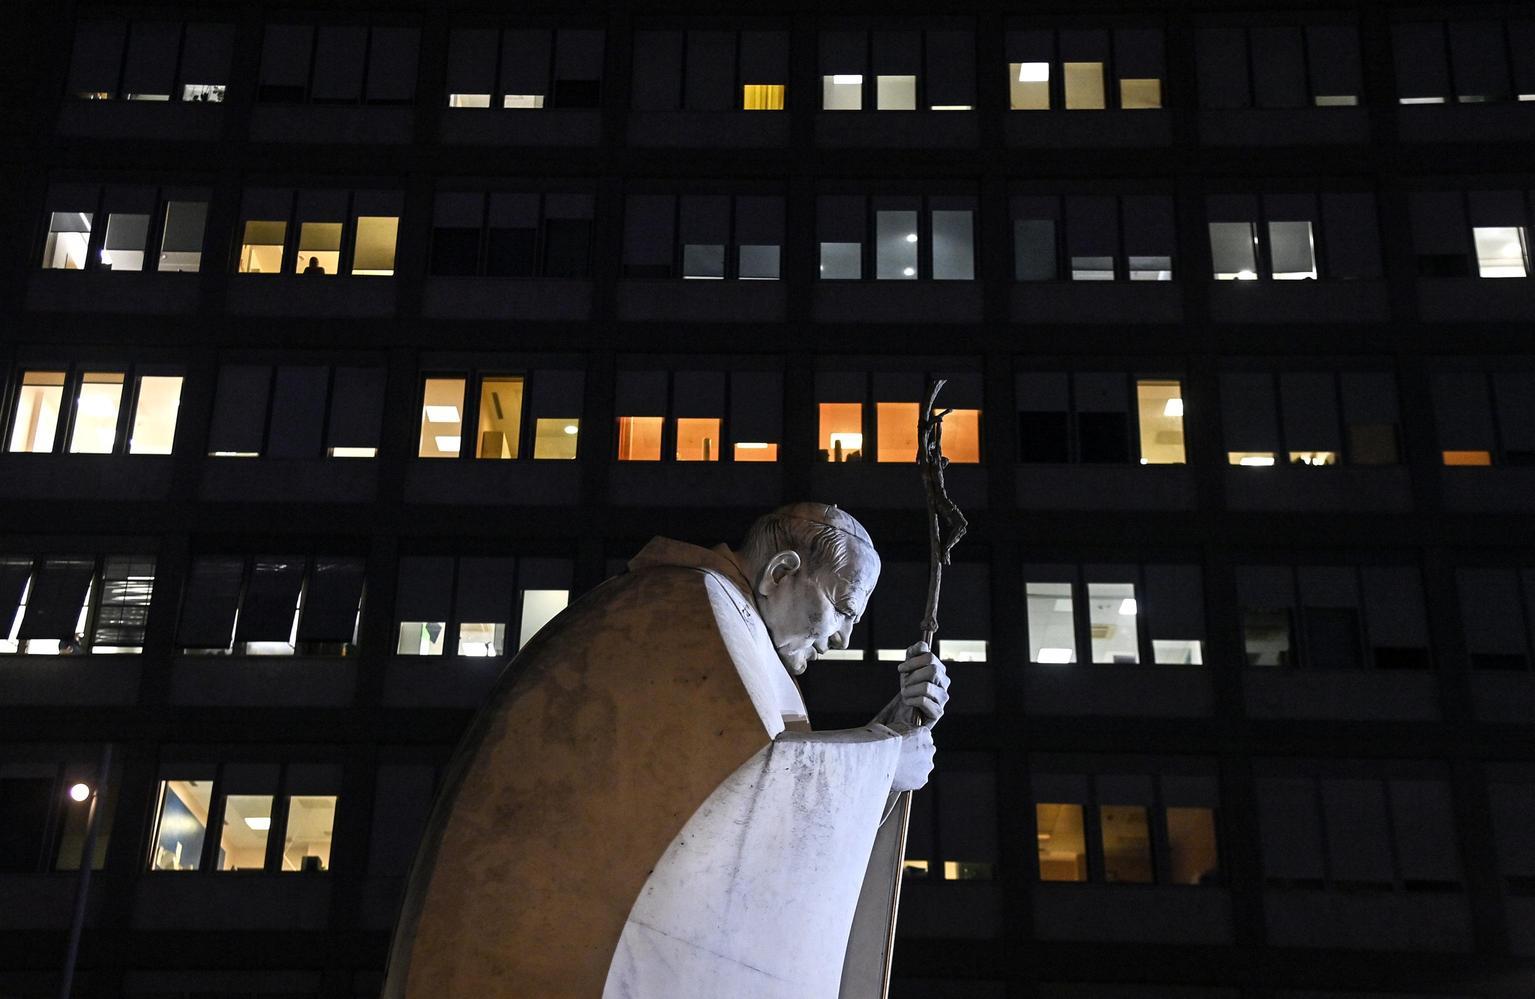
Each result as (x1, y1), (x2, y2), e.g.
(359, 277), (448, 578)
(886, 721), (936, 792)
(898, 641), (950, 726)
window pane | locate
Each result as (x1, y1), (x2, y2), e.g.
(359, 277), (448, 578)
(941, 408), (982, 463)
(1243, 608), (1293, 665)
(475, 377), (524, 459)
(1100, 804), (1153, 883)
(1474, 226), (1530, 278)
(294, 221), (342, 275)
(1153, 639), (1204, 665)
(1014, 219), (1057, 280)
(1009, 62), (1050, 109)
(1036, 802), (1086, 880)
(151, 779), (212, 871)
(101, 213), (149, 271)
(1129, 255), (1173, 281)
(743, 83), (785, 110)
(876, 402), (919, 462)
(822, 74), (863, 110)
(9, 372), (66, 453)
(1209, 222), (1258, 279)
(1064, 62), (1106, 108)
(1166, 806), (1219, 885)
(397, 621), (446, 655)
(616, 416), (663, 461)
(218, 795), (273, 871)
(158, 201), (206, 272)
(932, 210), (974, 280)
(739, 245), (780, 280)
(819, 241), (861, 279)
(533, 418), (580, 459)
(128, 375), (183, 455)
(875, 210), (919, 280)
(1268, 220), (1317, 279)
(734, 442), (778, 462)
(1089, 581), (1139, 664)
(1136, 380), (1185, 464)
(90, 556), (154, 652)
(819, 402), (864, 462)
(519, 589), (568, 650)
(1027, 581), (1076, 663)
(68, 372), (124, 454)
(419, 378), (465, 458)
(457, 622), (505, 657)
(682, 244), (725, 280)
(41, 211), (93, 270)
(352, 216), (400, 276)
(238, 220), (286, 274)
(1120, 78), (1162, 108)
(281, 795), (335, 872)
(875, 74), (916, 109)
(675, 418), (721, 461)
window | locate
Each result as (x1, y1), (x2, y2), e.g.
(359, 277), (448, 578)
(862, 561), (989, 663)
(613, 371), (783, 462)
(818, 196), (975, 281)
(65, 20), (233, 102)
(235, 189), (402, 277)
(431, 192), (594, 278)
(1392, 20), (1535, 105)
(903, 755), (999, 881)
(622, 194), (783, 280)
(39, 184), (209, 273)
(1432, 370), (1535, 466)
(1, 762), (117, 873)
(207, 363), (383, 459)
(1207, 193), (1382, 281)
(1237, 565), (1430, 670)
(1006, 28), (1165, 110)
(1034, 772), (1220, 886)
(0, 555), (156, 655)
(1220, 371), (1401, 468)
(1455, 568), (1535, 671)
(393, 556), (572, 657)
(816, 372), (981, 464)
(1024, 564), (1205, 666)
(1016, 373), (1187, 464)
(1197, 25), (1363, 108)
(176, 556), (365, 656)
(819, 30), (976, 111)
(1410, 190), (1535, 279)
(258, 25), (419, 105)
(6, 367), (183, 456)
(1012, 195), (1175, 281)
(631, 30), (788, 111)
(444, 28), (604, 109)
(149, 764), (340, 874)
(1256, 769), (1460, 893)
(415, 370), (582, 461)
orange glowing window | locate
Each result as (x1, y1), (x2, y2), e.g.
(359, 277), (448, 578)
(876, 402), (920, 462)
(733, 442), (779, 462)
(675, 418), (722, 461)
(616, 416), (663, 461)
(1442, 450), (1493, 466)
(819, 403), (863, 462)
(939, 408), (982, 463)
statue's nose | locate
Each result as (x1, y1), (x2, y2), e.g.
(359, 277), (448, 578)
(830, 622), (853, 649)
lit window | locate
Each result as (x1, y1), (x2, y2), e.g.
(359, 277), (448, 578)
(876, 402), (919, 462)
(1228, 452), (1277, 467)
(734, 442), (779, 462)
(1026, 581), (1076, 663)
(739, 245), (781, 280)
(519, 589), (568, 650)
(1269, 221), (1318, 280)
(100, 213), (148, 271)
(418, 378), (466, 458)
(616, 416), (664, 461)
(941, 409), (982, 463)
(1135, 380), (1186, 465)
(932, 210), (975, 280)
(449, 93), (491, 107)
(1009, 62), (1050, 109)
(182, 84), (225, 103)
(1288, 451), (1337, 466)
(939, 639), (987, 662)
(90, 557), (155, 654)
(503, 94), (545, 108)
(875, 211), (919, 280)
(281, 795), (336, 872)
(1036, 803), (1086, 880)
(1314, 95), (1358, 107)
(1242, 608), (1292, 665)
(1166, 807), (1220, 884)
(819, 402), (863, 462)
(1100, 804), (1153, 882)
(294, 222), (342, 276)
(352, 216), (400, 276)
(1209, 222), (1259, 280)
(1120, 78), (1162, 108)
(458, 622), (504, 657)
(822, 74), (863, 110)
(1152, 639), (1203, 665)
(1130, 255), (1173, 281)
(150, 779), (212, 871)
(218, 795), (273, 871)
(237, 221), (286, 274)
(675, 418), (722, 461)
(1063, 62), (1106, 109)
(819, 241), (862, 280)
(475, 377), (524, 459)
(1473, 226), (1529, 278)
(533, 418), (580, 460)
(1443, 450), (1493, 466)
(875, 75), (916, 110)
(158, 201), (206, 272)
(67, 372), (124, 454)
(1088, 582), (1139, 664)
(743, 84), (785, 110)
(41, 212), (93, 270)
(397, 621), (445, 656)
(128, 376), (183, 455)
(8, 372), (65, 453)
(682, 244), (726, 280)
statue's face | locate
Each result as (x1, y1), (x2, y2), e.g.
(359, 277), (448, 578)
(758, 550), (879, 675)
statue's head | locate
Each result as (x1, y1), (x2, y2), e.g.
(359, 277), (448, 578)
(736, 502), (880, 675)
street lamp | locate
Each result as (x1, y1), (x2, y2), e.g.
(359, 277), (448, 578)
(59, 744), (111, 999)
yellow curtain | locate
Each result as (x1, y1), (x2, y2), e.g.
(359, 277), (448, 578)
(742, 84), (785, 111)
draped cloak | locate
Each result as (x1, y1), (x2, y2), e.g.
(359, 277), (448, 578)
(383, 538), (908, 999)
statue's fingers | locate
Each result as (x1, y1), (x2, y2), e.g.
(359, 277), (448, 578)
(902, 663), (939, 684)
(898, 652), (938, 675)
(906, 641), (930, 658)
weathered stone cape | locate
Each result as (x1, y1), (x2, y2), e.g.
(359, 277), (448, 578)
(384, 538), (905, 999)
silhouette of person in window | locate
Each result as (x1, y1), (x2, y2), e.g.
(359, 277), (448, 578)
(302, 256), (324, 275)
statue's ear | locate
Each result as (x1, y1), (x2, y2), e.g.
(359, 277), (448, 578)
(756, 550), (802, 595)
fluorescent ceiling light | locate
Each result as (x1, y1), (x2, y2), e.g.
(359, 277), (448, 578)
(1235, 270), (1257, 280)
(905, 233), (918, 243)
(563, 424), (579, 435)
(424, 405), (460, 423)
(902, 267), (915, 276)
(1163, 398), (1184, 417)
(434, 435), (462, 451)
(1017, 62), (1050, 83)
(831, 74), (862, 86)
(736, 442), (769, 450)
(245, 816), (271, 830)
(1239, 455), (1275, 467)
(1119, 598), (1138, 616)
(1037, 647), (1073, 663)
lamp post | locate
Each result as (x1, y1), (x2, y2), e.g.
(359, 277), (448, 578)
(59, 743), (111, 999)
